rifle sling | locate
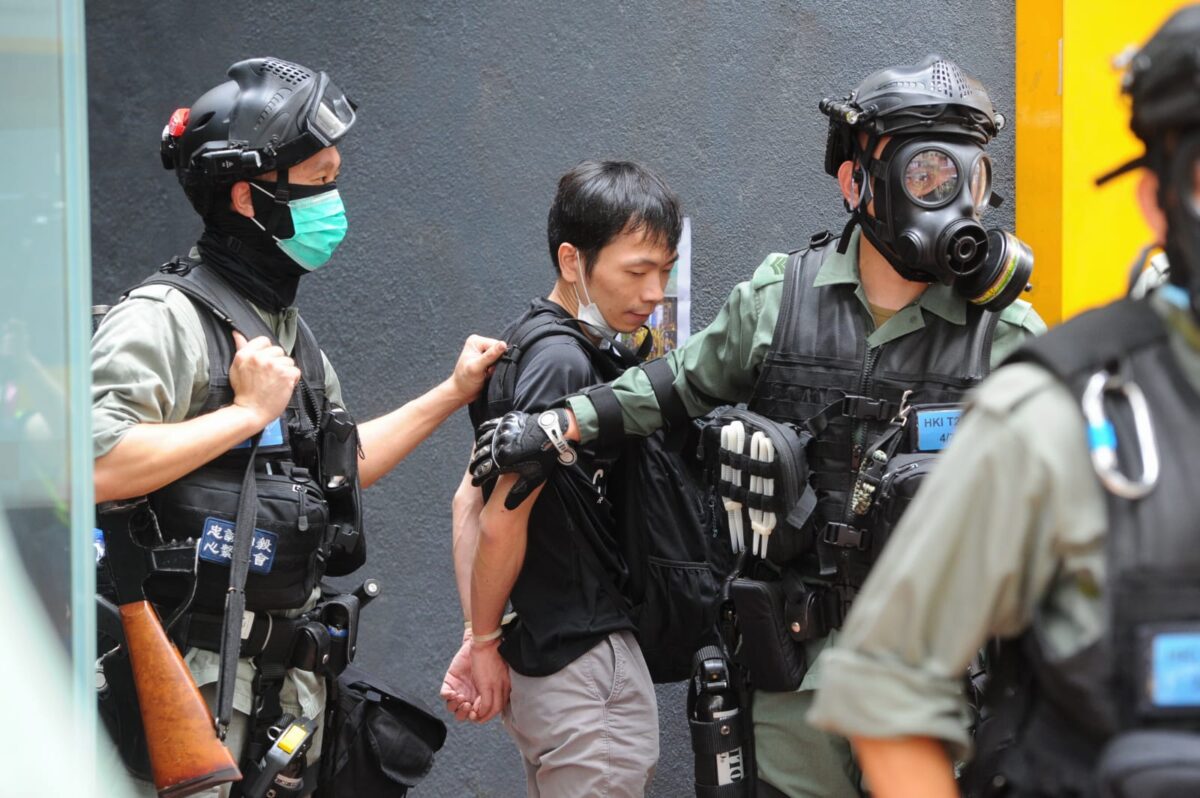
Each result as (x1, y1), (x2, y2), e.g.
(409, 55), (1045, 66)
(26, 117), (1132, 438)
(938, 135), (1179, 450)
(215, 434), (262, 738)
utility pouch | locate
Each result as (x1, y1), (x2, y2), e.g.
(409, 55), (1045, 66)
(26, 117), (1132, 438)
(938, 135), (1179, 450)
(1096, 730), (1200, 798)
(316, 665), (447, 798)
(319, 593), (362, 675)
(147, 464), (328, 612)
(320, 405), (360, 493)
(320, 405), (365, 577)
(867, 452), (938, 555)
(729, 577), (807, 692)
(702, 409), (818, 566)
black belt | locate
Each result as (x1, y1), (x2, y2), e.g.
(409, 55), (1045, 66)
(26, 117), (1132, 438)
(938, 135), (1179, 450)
(185, 611), (310, 669)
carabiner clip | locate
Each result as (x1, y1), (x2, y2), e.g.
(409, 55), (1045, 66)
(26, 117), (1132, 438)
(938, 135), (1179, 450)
(1080, 369), (1159, 499)
(891, 389), (914, 426)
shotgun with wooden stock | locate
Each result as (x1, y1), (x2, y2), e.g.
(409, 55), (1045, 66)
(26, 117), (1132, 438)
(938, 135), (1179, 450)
(100, 501), (242, 798)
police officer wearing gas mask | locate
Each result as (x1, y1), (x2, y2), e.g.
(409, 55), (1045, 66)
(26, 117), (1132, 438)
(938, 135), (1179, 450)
(470, 56), (1044, 797)
(808, 9), (1200, 797)
(92, 58), (504, 797)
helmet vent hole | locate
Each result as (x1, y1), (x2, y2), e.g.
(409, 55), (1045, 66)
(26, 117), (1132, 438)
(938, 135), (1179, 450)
(931, 60), (970, 98)
(262, 59), (312, 86)
(192, 111), (215, 129)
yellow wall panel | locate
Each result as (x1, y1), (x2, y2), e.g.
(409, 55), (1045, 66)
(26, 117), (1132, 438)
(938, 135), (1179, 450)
(1016, 0), (1063, 323)
(1017, 0), (1186, 325)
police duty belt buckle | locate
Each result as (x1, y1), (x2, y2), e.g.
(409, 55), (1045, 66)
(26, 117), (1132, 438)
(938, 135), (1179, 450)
(538, 411), (576, 466)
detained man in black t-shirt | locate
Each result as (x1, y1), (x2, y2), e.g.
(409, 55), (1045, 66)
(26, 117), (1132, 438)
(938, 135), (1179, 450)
(441, 161), (683, 796)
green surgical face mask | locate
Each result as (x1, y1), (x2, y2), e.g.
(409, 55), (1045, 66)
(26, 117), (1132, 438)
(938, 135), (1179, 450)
(251, 183), (348, 271)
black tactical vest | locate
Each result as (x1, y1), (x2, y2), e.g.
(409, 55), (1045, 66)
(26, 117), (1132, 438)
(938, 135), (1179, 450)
(972, 299), (1200, 797)
(120, 259), (364, 614)
(748, 237), (998, 585)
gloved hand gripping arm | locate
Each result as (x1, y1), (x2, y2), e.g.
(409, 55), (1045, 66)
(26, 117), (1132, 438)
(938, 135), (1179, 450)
(470, 407), (580, 509)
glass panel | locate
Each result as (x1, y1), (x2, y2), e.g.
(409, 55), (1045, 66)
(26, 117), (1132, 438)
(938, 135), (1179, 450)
(0, 0), (127, 793)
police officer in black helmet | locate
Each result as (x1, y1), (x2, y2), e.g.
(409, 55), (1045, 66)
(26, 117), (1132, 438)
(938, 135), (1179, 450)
(469, 56), (1044, 797)
(809, 8), (1200, 797)
(93, 58), (505, 797)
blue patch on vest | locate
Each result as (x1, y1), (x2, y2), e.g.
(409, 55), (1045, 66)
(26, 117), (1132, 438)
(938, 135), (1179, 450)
(1152, 633), (1200, 707)
(232, 418), (285, 449)
(198, 516), (278, 574)
(915, 408), (962, 451)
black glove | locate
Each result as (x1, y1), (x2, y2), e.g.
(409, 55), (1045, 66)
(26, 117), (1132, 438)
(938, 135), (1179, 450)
(471, 409), (576, 510)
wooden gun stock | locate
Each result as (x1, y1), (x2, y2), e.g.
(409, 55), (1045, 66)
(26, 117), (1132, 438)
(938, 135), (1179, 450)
(120, 600), (241, 798)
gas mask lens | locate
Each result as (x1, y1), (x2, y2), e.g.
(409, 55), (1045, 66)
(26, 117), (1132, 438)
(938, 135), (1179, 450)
(903, 150), (959, 206)
(970, 156), (992, 212)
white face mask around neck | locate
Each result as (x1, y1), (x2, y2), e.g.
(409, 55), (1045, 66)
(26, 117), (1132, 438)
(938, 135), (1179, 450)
(571, 251), (619, 340)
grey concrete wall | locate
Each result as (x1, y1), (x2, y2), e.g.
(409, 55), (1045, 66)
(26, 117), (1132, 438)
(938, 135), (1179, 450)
(87, 2), (1015, 795)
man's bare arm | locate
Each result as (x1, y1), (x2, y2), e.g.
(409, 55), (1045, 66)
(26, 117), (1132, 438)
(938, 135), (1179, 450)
(95, 332), (299, 503)
(468, 474), (543, 722)
(95, 404), (274, 503)
(452, 468), (484, 616)
(852, 736), (958, 798)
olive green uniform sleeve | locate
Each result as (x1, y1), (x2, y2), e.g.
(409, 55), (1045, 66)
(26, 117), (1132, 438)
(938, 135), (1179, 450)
(566, 253), (788, 441)
(91, 286), (210, 458)
(807, 363), (1106, 759)
(92, 285), (344, 458)
(989, 298), (1048, 367)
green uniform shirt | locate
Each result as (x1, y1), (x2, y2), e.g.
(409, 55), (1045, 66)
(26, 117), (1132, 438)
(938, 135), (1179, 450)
(566, 230), (1046, 443)
(92, 269), (345, 752)
(562, 230), (1045, 696)
(807, 292), (1200, 760)
(93, 280), (345, 458)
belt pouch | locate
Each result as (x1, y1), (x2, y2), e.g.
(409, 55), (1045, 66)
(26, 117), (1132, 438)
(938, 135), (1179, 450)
(729, 578), (806, 692)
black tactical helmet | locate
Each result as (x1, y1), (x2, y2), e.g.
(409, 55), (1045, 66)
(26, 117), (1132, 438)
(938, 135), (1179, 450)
(1098, 7), (1200, 184)
(820, 55), (1006, 176)
(1094, 6), (1200, 317)
(161, 57), (357, 214)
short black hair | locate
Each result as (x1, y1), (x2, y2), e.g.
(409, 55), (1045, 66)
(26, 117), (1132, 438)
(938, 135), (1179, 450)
(547, 160), (682, 274)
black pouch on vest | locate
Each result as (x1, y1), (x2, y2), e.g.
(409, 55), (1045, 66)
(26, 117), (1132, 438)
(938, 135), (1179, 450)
(702, 408), (818, 566)
(146, 465), (328, 611)
(729, 577), (807, 692)
(1097, 730), (1200, 797)
(320, 403), (366, 576)
(867, 452), (938, 555)
(317, 665), (447, 798)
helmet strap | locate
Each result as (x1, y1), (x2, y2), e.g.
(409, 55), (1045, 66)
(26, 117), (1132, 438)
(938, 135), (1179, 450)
(837, 131), (880, 255)
(263, 167), (292, 239)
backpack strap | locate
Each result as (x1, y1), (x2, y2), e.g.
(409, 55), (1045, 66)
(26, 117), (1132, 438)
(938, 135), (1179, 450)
(484, 312), (605, 419)
(584, 384), (627, 463)
(642, 357), (689, 451)
(138, 259), (327, 420)
(763, 237), (830, 366)
(139, 259), (278, 344)
(1006, 298), (1166, 381)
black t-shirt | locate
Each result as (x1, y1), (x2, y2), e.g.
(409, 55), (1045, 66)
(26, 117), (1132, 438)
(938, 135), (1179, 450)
(488, 298), (634, 677)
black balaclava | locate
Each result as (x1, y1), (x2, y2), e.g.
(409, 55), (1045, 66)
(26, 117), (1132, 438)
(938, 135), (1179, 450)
(196, 169), (330, 313)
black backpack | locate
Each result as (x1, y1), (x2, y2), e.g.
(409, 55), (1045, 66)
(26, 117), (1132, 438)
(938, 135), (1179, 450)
(474, 307), (735, 683)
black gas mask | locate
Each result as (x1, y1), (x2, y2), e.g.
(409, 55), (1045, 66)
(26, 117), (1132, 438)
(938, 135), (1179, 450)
(820, 55), (1033, 312)
(852, 134), (1033, 312)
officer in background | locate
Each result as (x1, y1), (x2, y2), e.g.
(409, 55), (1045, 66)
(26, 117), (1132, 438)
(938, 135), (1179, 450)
(93, 57), (504, 797)
(808, 9), (1200, 797)
(471, 57), (1044, 797)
